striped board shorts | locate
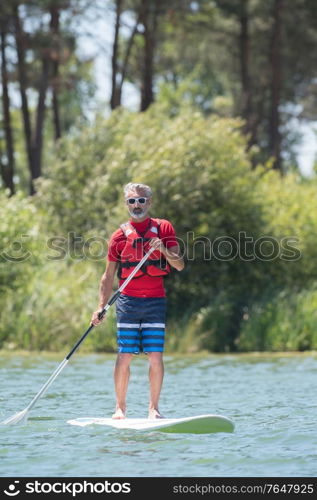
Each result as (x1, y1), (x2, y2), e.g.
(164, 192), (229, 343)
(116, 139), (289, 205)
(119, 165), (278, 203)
(116, 294), (167, 354)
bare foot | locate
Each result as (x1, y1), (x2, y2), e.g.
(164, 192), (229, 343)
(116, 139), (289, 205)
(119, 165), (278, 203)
(112, 408), (126, 419)
(148, 408), (165, 419)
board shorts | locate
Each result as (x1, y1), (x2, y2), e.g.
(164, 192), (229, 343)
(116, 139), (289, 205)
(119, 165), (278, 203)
(116, 294), (167, 354)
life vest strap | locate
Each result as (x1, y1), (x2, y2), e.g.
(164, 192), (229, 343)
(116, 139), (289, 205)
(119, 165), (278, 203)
(132, 237), (151, 248)
(120, 258), (168, 270)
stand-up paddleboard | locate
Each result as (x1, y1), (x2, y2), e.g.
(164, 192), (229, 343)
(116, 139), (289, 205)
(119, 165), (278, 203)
(67, 414), (234, 434)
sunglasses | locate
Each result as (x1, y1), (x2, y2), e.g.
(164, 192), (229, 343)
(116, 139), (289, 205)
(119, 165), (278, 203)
(126, 197), (148, 205)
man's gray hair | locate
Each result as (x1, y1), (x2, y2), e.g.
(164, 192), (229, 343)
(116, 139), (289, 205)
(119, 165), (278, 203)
(124, 183), (152, 198)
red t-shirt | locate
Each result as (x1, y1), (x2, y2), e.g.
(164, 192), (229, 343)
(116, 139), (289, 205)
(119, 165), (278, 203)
(108, 217), (178, 297)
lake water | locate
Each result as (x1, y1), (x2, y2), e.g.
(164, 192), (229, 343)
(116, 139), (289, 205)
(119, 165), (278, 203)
(1, 351), (317, 477)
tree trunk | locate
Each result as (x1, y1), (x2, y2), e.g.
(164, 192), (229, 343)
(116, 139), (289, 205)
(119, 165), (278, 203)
(31, 55), (50, 191)
(13, 3), (51, 194)
(0, 22), (15, 195)
(110, 0), (123, 109)
(238, 0), (253, 146)
(50, 4), (61, 140)
(117, 12), (141, 105)
(269, 0), (284, 173)
(140, 0), (159, 111)
(12, 4), (34, 189)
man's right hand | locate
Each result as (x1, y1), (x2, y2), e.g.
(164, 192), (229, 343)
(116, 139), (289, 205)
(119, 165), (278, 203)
(91, 309), (106, 326)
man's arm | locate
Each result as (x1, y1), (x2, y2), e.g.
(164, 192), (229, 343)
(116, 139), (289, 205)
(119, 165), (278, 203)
(91, 260), (118, 325)
(149, 239), (184, 271)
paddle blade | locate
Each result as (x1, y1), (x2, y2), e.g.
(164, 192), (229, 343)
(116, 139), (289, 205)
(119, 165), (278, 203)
(1, 409), (29, 425)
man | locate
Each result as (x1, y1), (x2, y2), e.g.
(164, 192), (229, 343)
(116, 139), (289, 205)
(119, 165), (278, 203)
(91, 182), (184, 419)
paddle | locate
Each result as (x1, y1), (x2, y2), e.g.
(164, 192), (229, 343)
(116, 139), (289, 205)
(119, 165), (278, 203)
(1, 246), (156, 425)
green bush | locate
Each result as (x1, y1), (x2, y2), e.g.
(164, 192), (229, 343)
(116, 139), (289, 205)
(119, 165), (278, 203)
(237, 285), (317, 351)
(254, 170), (317, 287)
(0, 192), (44, 293)
(0, 260), (116, 352)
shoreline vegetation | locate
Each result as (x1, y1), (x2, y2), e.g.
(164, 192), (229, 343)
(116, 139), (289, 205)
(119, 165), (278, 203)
(1, 349), (317, 359)
(2, 107), (317, 354)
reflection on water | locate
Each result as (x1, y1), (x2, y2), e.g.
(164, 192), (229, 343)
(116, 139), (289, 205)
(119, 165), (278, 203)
(1, 351), (317, 477)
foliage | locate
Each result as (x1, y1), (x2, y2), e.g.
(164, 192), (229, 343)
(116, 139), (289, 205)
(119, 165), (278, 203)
(254, 170), (317, 288)
(237, 286), (317, 351)
(0, 191), (44, 293)
(0, 0), (97, 194)
(0, 260), (116, 352)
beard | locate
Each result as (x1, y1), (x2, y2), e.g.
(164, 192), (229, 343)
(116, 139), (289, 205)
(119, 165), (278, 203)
(128, 206), (147, 219)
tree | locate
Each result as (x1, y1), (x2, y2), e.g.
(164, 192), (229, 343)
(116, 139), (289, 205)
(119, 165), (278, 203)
(0, 9), (15, 195)
(151, 0), (317, 173)
(269, 0), (284, 172)
(4, 0), (95, 194)
(12, 1), (52, 193)
(139, 0), (160, 110)
(109, 0), (179, 111)
(110, 0), (123, 109)
(50, 2), (62, 140)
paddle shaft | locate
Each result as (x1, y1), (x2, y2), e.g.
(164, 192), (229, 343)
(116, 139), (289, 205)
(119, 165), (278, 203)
(23, 246), (156, 414)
